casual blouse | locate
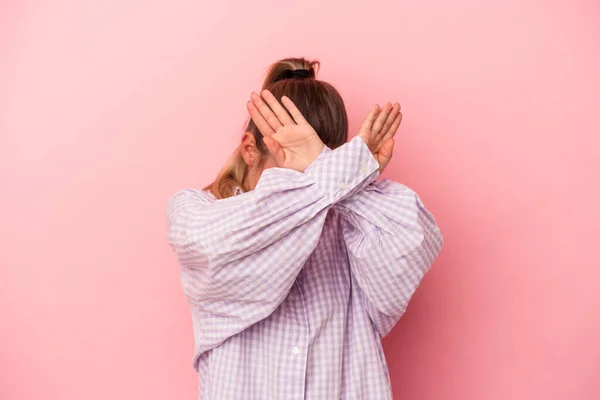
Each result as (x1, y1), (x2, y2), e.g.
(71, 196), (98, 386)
(166, 135), (443, 399)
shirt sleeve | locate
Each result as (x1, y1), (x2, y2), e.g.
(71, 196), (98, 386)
(166, 135), (379, 364)
(333, 137), (444, 337)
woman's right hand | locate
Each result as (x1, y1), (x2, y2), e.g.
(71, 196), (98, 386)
(247, 90), (325, 172)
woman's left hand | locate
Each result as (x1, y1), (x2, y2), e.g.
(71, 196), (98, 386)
(357, 102), (402, 173)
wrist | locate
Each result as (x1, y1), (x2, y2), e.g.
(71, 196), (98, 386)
(303, 142), (331, 174)
(310, 142), (325, 163)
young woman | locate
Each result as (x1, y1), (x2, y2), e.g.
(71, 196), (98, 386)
(166, 57), (443, 399)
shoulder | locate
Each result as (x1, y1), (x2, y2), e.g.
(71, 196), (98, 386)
(168, 188), (214, 204)
(166, 189), (215, 221)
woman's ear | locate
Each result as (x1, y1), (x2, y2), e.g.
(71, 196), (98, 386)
(240, 132), (260, 167)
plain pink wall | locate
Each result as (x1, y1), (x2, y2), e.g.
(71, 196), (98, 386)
(1, 0), (599, 399)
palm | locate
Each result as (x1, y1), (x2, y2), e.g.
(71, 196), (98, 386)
(357, 102), (402, 173)
(267, 125), (317, 169)
(247, 90), (324, 172)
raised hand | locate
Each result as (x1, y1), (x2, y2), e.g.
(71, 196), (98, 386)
(357, 102), (402, 173)
(247, 90), (325, 172)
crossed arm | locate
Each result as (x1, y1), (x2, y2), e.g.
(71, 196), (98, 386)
(167, 92), (443, 357)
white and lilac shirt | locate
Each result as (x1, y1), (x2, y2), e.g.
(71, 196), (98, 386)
(166, 135), (443, 399)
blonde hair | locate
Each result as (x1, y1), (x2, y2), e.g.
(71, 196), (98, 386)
(204, 57), (347, 199)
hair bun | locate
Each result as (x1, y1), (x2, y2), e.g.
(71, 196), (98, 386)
(263, 58), (319, 88)
(282, 69), (313, 79)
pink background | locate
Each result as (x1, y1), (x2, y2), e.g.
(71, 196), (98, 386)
(1, 0), (599, 399)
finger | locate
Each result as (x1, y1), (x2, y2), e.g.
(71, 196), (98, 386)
(281, 96), (308, 125)
(382, 112), (402, 143)
(251, 92), (283, 131)
(359, 104), (381, 132)
(372, 102), (393, 133)
(263, 136), (285, 166)
(247, 101), (275, 137)
(261, 90), (295, 126)
(380, 103), (401, 137)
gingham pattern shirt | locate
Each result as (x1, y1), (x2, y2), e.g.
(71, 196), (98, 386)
(166, 135), (443, 400)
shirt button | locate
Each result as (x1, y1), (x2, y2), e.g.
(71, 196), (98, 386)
(288, 293), (295, 300)
(339, 182), (346, 190)
(360, 165), (367, 172)
(292, 346), (299, 354)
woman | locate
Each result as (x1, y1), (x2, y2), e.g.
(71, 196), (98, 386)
(166, 57), (443, 399)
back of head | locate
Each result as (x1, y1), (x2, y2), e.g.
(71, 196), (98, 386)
(248, 57), (348, 155)
(207, 57), (348, 198)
